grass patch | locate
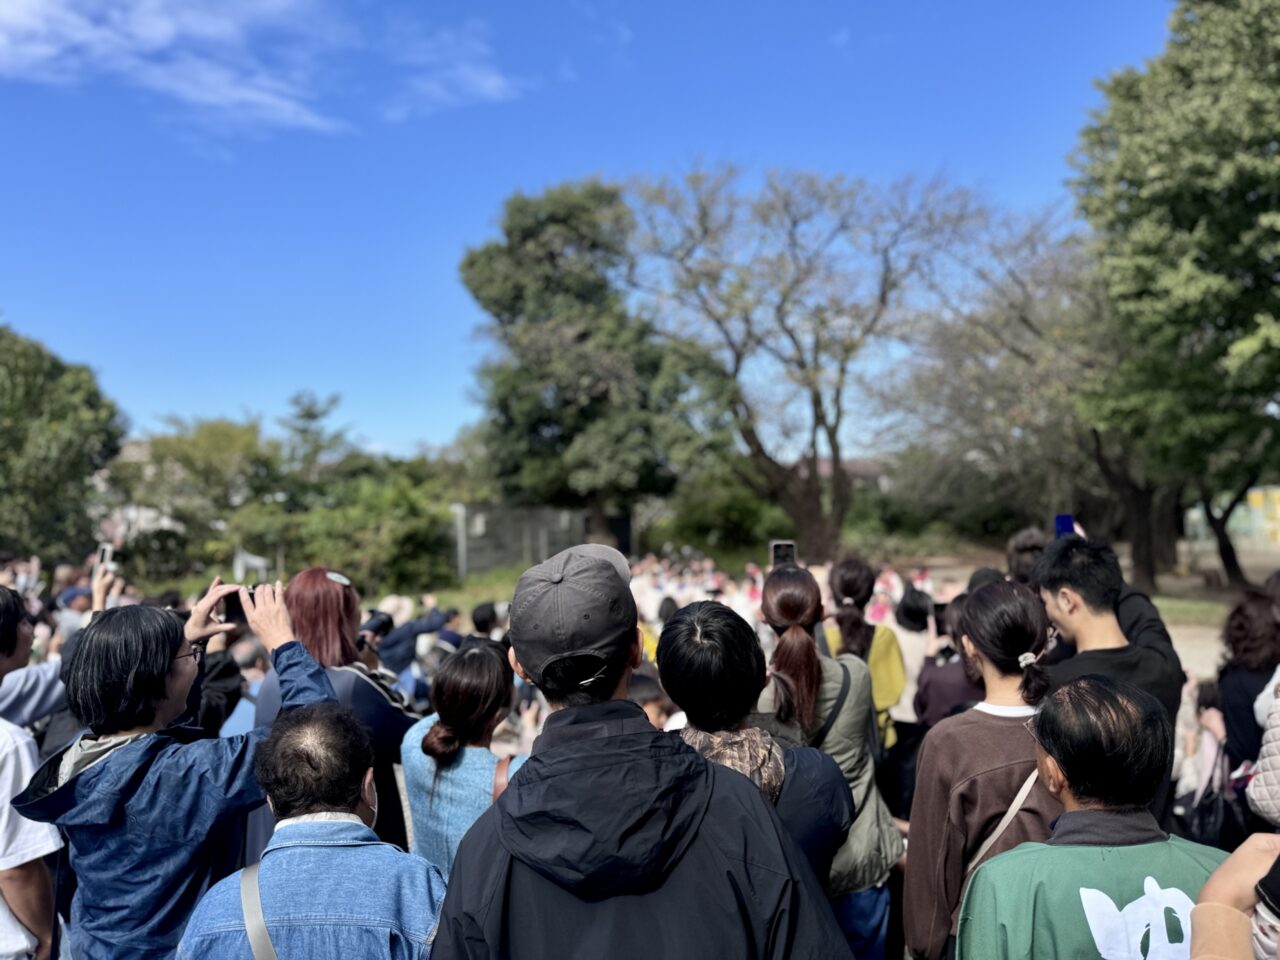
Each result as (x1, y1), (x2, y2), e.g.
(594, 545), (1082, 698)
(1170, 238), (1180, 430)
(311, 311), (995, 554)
(1153, 595), (1230, 628)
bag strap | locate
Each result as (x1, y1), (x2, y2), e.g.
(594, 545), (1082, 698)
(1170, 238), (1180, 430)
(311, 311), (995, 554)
(240, 862), (278, 960)
(964, 769), (1038, 883)
(492, 755), (513, 803)
(810, 662), (852, 748)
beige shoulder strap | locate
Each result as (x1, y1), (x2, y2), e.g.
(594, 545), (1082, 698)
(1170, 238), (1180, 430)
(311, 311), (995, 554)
(965, 768), (1039, 883)
(240, 862), (278, 960)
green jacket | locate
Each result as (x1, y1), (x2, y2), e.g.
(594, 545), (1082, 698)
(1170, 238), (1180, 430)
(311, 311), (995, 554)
(760, 654), (903, 894)
(956, 810), (1226, 960)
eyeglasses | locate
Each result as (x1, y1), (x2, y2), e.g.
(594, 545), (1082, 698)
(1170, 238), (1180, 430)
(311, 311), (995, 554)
(1023, 716), (1041, 746)
(173, 643), (204, 666)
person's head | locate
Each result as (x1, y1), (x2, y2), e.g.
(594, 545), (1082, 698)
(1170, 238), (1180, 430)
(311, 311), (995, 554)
(828, 556), (877, 660)
(59, 586), (91, 613)
(230, 638), (270, 674)
(626, 671), (671, 729)
(471, 602), (497, 637)
(941, 591), (968, 644)
(0, 586), (34, 676)
(1031, 537), (1124, 643)
(762, 565), (824, 731)
(442, 608), (462, 631)
(285, 567), (361, 668)
(421, 642), (514, 771)
(959, 580), (1050, 705)
(1006, 526), (1049, 584)
(657, 601), (765, 733)
(966, 566), (1006, 593)
(896, 586), (932, 633)
(656, 596), (679, 625)
(508, 545), (641, 709)
(1030, 676), (1171, 811)
(66, 606), (200, 734)
(255, 703), (377, 826)
(1222, 590), (1280, 672)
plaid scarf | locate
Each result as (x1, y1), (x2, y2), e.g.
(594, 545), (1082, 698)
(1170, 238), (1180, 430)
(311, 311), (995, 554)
(681, 726), (786, 804)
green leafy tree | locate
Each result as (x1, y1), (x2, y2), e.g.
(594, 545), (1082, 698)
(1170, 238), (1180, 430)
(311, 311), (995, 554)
(1073, 0), (1280, 587)
(0, 326), (124, 559)
(462, 181), (709, 541)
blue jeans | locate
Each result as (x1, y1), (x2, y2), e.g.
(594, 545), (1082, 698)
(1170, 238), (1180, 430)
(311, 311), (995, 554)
(830, 883), (889, 960)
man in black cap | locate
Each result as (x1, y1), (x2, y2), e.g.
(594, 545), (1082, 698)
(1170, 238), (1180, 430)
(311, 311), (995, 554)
(434, 545), (851, 960)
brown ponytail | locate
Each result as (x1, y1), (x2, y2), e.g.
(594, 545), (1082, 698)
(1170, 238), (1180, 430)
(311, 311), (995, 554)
(421, 641), (514, 783)
(762, 566), (824, 732)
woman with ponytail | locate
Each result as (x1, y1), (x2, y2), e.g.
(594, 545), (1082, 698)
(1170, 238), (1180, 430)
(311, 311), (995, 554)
(250, 567), (421, 860)
(400, 641), (528, 880)
(829, 557), (907, 753)
(903, 580), (1062, 960)
(756, 565), (904, 959)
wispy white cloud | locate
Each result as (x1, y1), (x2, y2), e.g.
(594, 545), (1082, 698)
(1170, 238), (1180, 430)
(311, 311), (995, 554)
(0, 1), (526, 133)
(382, 19), (524, 122)
(830, 27), (851, 48)
(0, 0), (345, 130)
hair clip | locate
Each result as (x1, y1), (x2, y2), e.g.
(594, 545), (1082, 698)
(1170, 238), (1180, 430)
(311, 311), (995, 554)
(1017, 652), (1036, 669)
(325, 571), (352, 587)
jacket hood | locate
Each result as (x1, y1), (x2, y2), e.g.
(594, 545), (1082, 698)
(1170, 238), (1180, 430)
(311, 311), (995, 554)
(495, 701), (712, 898)
(14, 726), (203, 828)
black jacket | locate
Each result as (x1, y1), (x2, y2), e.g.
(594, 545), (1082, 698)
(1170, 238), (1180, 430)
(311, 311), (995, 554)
(434, 700), (851, 960)
(776, 746), (855, 888)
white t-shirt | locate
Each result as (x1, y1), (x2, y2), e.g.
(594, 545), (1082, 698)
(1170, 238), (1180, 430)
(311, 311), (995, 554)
(0, 719), (62, 960)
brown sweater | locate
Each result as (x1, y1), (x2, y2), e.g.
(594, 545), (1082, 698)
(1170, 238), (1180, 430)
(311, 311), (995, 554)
(903, 706), (1062, 960)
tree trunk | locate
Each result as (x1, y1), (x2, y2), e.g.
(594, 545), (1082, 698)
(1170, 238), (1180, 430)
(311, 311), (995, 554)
(1153, 485), (1183, 574)
(1125, 485), (1159, 595)
(586, 501), (617, 546)
(1200, 480), (1256, 589)
(790, 505), (839, 565)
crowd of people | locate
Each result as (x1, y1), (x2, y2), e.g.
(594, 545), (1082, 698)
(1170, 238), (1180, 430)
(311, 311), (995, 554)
(0, 528), (1278, 959)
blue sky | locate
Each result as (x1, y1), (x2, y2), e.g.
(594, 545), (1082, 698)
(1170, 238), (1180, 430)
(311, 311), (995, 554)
(0, 0), (1171, 454)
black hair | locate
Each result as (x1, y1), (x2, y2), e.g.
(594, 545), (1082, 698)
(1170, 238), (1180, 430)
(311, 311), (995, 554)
(254, 703), (374, 820)
(537, 644), (633, 707)
(1006, 527), (1049, 584)
(1222, 590), (1280, 672)
(657, 601), (765, 732)
(1030, 536), (1124, 613)
(471, 602), (497, 636)
(896, 586), (932, 633)
(1032, 675), (1171, 811)
(828, 557), (878, 660)
(421, 641), (513, 775)
(66, 606), (184, 734)
(657, 596), (679, 623)
(626, 672), (665, 707)
(966, 567), (1005, 594)
(960, 580), (1050, 705)
(0, 587), (26, 658)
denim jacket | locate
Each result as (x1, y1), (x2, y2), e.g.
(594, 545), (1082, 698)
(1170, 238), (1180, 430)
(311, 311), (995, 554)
(13, 641), (337, 960)
(178, 817), (447, 959)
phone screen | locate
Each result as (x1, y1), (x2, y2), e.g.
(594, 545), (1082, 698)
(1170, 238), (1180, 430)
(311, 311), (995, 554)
(770, 541), (797, 567)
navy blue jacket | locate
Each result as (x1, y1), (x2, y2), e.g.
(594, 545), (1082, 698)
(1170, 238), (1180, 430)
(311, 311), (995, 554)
(13, 642), (336, 960)
(776, 746), (855, 889)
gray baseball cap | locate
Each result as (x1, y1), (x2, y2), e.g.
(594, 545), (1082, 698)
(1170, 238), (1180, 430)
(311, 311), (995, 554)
(509, 544), (637, 687)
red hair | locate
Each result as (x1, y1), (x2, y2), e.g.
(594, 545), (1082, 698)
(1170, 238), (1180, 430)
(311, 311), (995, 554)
(284, 567), (361, 668)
